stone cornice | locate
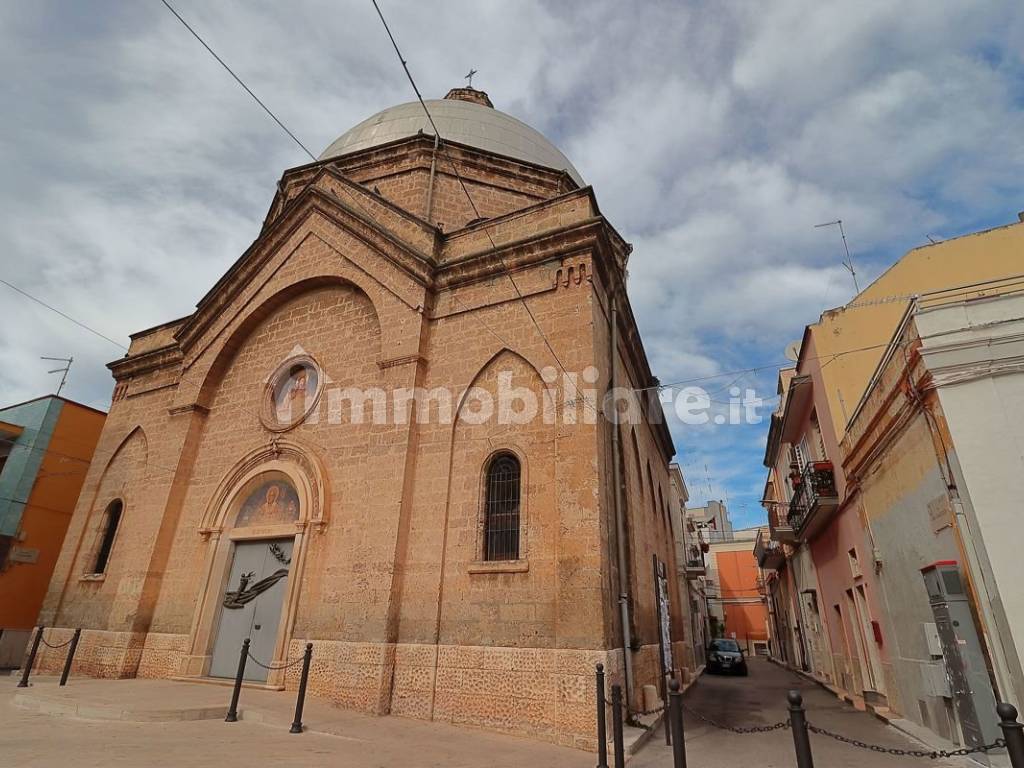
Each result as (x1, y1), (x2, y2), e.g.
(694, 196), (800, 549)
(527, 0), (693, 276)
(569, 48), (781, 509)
(107, 343), (182, 380)
(114, 166), (641, 397)
(436, 219), (606, 289)
(275, 134), (574, 209)
(174, 184), (439, 354)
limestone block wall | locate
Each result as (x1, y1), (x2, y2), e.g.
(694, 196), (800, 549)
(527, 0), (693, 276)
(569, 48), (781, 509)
(137, 632), (191, 679)
(282, 638), (394, 714)
(279, 639), (623, 751)
(30, 628), (145, 679)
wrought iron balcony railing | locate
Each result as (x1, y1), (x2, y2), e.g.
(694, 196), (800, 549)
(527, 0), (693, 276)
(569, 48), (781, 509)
(683, 543), (706, 576)
(787, 461), (838, 534)
(754, 528), (785, 570)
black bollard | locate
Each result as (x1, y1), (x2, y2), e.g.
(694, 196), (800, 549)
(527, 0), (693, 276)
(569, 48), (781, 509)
(58, 629), (82, 687)
(225, 638), (250, 723)
(788, 690), (815, 768)
(289, 643), (314, 734)
(18, 625), (45, 688)
(611, 683), (625, 768)
(998, 702), (1024, 768)
(595, 664), (609, 768)
(669, 678), (687, 768)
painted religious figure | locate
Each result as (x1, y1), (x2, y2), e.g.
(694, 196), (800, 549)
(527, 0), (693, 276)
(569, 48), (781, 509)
(272, 362), (318, 424)
(235, 480), (300, 528)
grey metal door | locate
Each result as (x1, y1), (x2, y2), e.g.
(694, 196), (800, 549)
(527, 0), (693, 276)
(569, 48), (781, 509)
(923, 562), (1000, 749)
(209, 538), (293, 682)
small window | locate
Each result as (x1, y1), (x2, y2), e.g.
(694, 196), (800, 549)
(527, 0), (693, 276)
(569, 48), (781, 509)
(941, 568), (964, 596)
(93, 499), (123, 574)
(848, 547), (862, 578)
(484, 454), (521, 561)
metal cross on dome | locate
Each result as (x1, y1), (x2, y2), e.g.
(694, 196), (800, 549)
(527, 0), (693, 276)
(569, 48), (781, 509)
(464, 68), (478, 88)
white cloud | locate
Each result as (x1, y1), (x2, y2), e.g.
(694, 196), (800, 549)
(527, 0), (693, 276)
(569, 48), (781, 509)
(1, 0), (1022, 517)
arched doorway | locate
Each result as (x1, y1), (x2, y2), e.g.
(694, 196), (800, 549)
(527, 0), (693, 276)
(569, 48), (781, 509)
(182, 443), (327, 688)
(209, 473), (300, 682)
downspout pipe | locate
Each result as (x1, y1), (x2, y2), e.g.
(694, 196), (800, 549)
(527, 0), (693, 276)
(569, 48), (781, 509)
(609, 292), (635, 705)
(424, 133), (440, 224)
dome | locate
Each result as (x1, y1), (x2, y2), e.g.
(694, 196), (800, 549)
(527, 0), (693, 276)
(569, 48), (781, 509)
(319, 93), (584, 186)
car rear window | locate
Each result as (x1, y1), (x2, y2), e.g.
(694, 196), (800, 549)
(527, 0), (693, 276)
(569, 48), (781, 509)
(711, 639), (740, 652)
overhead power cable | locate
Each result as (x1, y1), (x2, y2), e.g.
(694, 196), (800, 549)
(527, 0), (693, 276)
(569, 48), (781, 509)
(639, 339), (896, 393)
(369, 0), (600, 416)
(367, 1), (906, 413)
(1, 279), (128, 351)
(8, 3), (898, 426)
(157, 0), (317, 162)
(159, 0), (537, 373)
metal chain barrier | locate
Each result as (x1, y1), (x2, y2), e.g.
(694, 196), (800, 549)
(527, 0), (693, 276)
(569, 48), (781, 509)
(628, 701), (666, 717)
(807, 721), (1007, 759)
(39, 632), (74, 650)
(245, 649), (307, 671)
(595, 666), (1024, 768)
(683, 703), (791, 733)
(599, 694), (666, 719)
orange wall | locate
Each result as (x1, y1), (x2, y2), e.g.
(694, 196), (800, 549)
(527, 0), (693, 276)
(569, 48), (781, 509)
(0, 402), (105, 629)
(715, 548), (768, 644)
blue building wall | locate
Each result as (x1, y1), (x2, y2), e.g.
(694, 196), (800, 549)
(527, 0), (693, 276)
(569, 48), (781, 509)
(0, 397), (64, 536)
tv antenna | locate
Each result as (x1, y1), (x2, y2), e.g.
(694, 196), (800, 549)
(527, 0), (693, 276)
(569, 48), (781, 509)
(815, 219), (859, 293)
(42, 356), (73, 396)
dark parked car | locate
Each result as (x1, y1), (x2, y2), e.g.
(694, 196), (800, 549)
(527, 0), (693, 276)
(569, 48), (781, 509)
(707, 638), (748, 675)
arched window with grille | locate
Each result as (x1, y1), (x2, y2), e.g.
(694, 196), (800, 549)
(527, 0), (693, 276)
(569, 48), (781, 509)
(93, 499), (123, 574)
(483, 453), (521, 561)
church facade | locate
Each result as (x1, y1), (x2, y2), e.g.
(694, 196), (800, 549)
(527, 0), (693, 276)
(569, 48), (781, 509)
(34, 88), (685, 749)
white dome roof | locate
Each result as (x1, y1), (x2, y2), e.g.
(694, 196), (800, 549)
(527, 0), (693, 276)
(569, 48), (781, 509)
(319, 98), (584, 186)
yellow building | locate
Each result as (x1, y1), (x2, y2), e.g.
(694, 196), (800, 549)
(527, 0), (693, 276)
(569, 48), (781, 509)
(811, 218), (1024, 449)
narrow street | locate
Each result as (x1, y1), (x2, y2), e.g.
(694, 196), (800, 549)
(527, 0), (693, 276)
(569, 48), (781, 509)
(634, 658), (973, 768)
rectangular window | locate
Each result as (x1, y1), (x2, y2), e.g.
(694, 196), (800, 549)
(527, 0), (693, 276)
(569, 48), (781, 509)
(848, 547), (862, 578)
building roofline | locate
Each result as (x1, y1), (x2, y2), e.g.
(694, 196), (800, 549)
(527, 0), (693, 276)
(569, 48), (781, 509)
(823, 218), (1024, 322)
(129, 314), (192, 341)
(0, 394), (108, 418)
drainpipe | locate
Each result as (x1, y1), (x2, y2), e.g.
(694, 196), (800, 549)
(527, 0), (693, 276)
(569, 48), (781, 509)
(609, 292), (635, 704)
(424, 133), (440, 224)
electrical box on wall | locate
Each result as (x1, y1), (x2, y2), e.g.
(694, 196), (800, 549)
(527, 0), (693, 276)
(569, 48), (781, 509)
(921, 662), (952, 698)
(923, 622), (943, 658)
(921, 560), (1000, 749)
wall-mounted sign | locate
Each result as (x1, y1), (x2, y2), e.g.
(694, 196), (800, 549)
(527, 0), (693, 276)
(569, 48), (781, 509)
(9, 546), (40, 564)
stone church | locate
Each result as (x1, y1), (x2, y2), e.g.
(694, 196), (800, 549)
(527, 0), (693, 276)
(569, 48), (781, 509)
(35, 87), (684, 749)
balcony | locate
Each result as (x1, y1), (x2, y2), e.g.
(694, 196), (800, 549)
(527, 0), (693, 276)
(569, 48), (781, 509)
(787, 460), (839, 540)
(754, 529), (785, 570)
(767, 503), (796, 543)
(683, 542), (706, 578)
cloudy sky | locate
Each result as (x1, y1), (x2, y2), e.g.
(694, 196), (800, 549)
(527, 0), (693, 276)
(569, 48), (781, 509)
(2, 1), (1022, 527)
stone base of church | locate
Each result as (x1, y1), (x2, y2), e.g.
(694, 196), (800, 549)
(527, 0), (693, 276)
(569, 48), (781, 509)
(274, 640), (621, 750)
(31, 628), (147, 679)
(26, 629), (679, 751)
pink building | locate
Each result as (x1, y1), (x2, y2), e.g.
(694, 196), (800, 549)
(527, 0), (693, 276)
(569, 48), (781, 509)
(761, 326), (894, 710)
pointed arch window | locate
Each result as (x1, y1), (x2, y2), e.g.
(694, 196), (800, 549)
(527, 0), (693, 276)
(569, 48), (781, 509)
(93, 499), (123, 574)
(484, 453), (521, 561)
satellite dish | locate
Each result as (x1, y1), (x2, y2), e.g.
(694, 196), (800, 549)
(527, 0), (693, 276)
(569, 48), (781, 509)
(784, 341), (801, 362)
